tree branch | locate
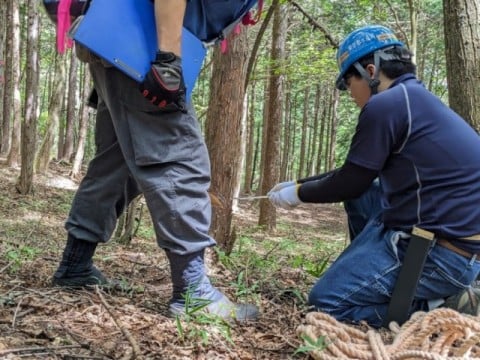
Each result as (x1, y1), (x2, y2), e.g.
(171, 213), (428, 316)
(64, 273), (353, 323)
(287, 0), (338, 48)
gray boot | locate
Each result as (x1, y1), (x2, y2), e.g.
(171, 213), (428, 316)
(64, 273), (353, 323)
(52, 234), (108, 287)
(166, 249), (259, 322)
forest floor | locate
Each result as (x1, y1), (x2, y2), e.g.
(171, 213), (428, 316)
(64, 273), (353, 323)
(3, 160), (479, 359)
(0, 159), (353, 359)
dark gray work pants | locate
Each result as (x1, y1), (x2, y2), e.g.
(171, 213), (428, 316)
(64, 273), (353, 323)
(65, 60), (216, 255)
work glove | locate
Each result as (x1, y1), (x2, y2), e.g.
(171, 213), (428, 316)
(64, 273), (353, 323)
(139, 51), (187, 112)
(267, 180), (297, 195)
(268, 183), (302, 210)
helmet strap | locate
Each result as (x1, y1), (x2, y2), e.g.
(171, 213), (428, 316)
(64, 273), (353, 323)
(353, 61), (380, 95)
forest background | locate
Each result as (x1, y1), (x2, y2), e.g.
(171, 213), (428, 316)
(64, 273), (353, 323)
(0, 0), (479, 359)
(1, 0), (479, 249)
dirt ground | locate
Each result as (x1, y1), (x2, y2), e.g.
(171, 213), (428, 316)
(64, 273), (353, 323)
(0, 160), (349, 359)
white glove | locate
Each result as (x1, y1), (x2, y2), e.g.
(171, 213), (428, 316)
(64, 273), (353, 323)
(267, 180), (296, 196)
(268, 184), (301, 209)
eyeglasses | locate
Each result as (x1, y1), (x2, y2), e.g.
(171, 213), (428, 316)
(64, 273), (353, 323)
(336, 74), (353, 91)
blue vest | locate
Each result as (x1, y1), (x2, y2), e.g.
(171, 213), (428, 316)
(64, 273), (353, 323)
(184, 0), (259, 43)
(43, 0), (260, 43)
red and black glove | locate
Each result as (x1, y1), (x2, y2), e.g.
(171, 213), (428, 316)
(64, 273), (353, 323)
(139, 51), (187, 112)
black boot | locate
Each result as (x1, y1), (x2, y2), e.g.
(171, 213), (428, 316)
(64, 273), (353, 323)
(166, 249), (259, 322)
(52, 234), (107, 287)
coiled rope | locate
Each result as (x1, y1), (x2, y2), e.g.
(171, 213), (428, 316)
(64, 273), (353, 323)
(297, 308), (480, 359)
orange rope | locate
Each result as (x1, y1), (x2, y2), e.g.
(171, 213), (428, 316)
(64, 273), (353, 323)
(297, 308), (480, 359)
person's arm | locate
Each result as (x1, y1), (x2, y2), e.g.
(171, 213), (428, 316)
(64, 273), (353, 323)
(297, 169), (338, 184)
(268, 161), (378, 209)
(154, 0), (186, 56)
(139, 1), (187, 111)
(298, 161), (378, 203)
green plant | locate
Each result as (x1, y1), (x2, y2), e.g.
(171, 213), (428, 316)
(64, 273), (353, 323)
(114, 277), (145, 297)
(174, 287), (234, 347)
(231, 270), (259, 299)
(294, 334), (327, 356)
(6, 245), (40, 272)
(290, 254), (332, 278)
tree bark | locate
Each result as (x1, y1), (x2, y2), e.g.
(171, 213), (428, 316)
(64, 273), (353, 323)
(205, 30), (249, 254)
(1, 0), (13, 155)
(242, 84), (256, 194)
(70, 66), (92, 179)
(17, 0), (40, 194)
(258, 2), (287, 230)
(0, 3), (6, 136)
(443, 0), (480, 131)
(60, 50), (78, 162)
(297, 87), (309, 178)
(36, 52), (67, 173)
(4, 0), (21, 164)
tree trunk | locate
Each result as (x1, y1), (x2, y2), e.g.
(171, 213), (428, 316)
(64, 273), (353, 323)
(60, 50), (78, 162)
(242, 84), (256, 194)
(258, 1), (286, 230)
(256, 78), (269, 196)
(315, 89), (328, 174)
(280, 84), (291, 180)
(70, 67), (92, 179)
(328, 89), (340, 170)
(4, 0), (21, 164)
(407, 0), (418, 63)
(115, 195), (143, 245)
(0, 3), (6, 136)
(36, 52), (67, 173)
(1, 0), (13, 155)
(17, 0), (40, 194)
(232, 93), (248, 212)
(297, 87), (309, 178)
(205, 29), (249, 254)
(443, 0), (480, 130)
(309, 85), (321, 176)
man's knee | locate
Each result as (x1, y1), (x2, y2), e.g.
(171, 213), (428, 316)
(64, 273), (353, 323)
(308, 281), (337, 312)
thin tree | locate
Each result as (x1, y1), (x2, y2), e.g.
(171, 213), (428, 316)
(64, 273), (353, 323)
(0, 4), (6, 130)
(297, 86), (309, 178)
(70, 66), (92, 179)
(36, 52), (67, 173)
(242, 83), (256, 194)
(258, 1), (287, 230)
(3, 0), (21, 163)
(17, 0), (40, 194)
(59, 50), (78, 162)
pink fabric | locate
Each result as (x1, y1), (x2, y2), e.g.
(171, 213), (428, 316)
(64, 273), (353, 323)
(57, 0), (73, 53)
(220, 25), (241, 53)
(242, 0), (264, 25)
(220, 39), (228, 53)
(221, 0), (264, 54)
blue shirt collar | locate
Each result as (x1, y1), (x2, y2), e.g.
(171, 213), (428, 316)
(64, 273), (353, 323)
(389, 73), (417, 88)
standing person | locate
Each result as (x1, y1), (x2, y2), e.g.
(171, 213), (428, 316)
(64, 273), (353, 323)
(50, 0), (260, 321)
(267, 25), (480, 328)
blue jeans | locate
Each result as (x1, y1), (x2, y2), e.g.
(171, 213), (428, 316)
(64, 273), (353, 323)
(308, 182), (480, 328)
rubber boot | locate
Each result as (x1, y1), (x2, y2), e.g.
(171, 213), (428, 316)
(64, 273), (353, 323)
(166, 249), (259, 322)
(52, 234), (107, 287)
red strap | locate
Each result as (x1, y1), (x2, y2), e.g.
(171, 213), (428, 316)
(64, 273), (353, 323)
(57, 0), (73, 53)
(222, 1), (264, 53)
(242, 0), (264, 26)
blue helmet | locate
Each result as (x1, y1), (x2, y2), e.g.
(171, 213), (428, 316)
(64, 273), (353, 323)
(336, 25), (404, 90)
